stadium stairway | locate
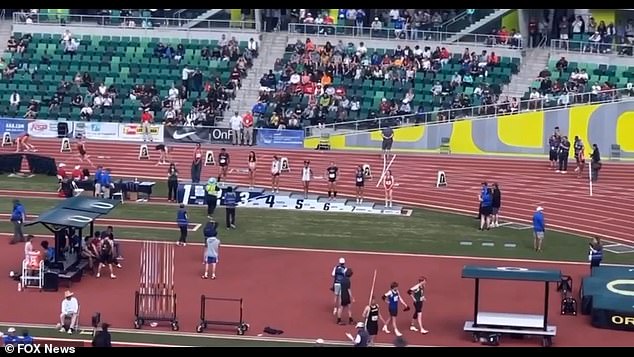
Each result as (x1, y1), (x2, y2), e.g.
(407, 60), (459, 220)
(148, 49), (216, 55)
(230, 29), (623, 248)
(445, 9), (513, 43)
(227, 32), (288, 120)
(501, 48), (550, 99)
(0, 20), (12, 53)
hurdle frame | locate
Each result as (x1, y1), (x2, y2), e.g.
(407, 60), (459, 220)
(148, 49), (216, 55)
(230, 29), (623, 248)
(134, 241), (178, 331)
(196, 295), (249, 335)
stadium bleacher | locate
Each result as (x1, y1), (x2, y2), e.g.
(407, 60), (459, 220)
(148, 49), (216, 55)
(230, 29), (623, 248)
(255, 38), (520, 128)
(522, 56), (633, 109)
(0, 31), (251, 122)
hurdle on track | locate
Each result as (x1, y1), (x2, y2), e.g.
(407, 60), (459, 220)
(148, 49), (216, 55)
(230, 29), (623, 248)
(196, 295), (249, 335)
(134, 241), (179, 331)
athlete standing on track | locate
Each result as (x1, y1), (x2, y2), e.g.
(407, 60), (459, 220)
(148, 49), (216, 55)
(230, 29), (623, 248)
(383, 169), (395, 207)
(218, 148), (230, 181)
(336, 268), (355, 325)
(548, 132), (560, 169)
(271, 155), (281, 193)
(407, 277), (429, 334)
(326, 162), (338, 200)
(382, 282), (409, 337)
(76, 137), (94, 167)
(355, 166), (365, 204)
(557, 136), (571, 174)
(573, 136), (586, 178)
(247, 151), (257, 189)
(362, 296), (386, 346)
(191, 143), (202, 184)
(202, 218), (220, 280)
(301, 160), (313, 199)
(15, 133), (35, 152)
(331, 257), (348, 315)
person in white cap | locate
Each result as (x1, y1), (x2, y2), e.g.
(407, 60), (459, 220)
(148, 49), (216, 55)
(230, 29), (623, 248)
(2, 327), (18, 345)
(532, 206), (546, 252)
(57, 290), (79, 334)
(331, 257), (348, 315)
(345, 322), (370, 347)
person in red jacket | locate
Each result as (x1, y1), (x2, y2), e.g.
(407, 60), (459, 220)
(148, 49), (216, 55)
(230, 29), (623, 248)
(242, 111), (254, 146)
(140, 109), (153, 142)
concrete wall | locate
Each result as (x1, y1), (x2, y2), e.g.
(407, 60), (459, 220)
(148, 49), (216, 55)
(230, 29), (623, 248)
(551, 52), (634, 67)
(305, 101), (634, 159)
(13, 23), (259, 42)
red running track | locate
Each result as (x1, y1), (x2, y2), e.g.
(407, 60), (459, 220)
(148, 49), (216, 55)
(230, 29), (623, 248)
(2, 139), (634, 243)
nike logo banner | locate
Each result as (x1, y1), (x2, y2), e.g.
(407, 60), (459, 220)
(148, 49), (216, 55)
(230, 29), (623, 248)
(163, 126), (258, 145)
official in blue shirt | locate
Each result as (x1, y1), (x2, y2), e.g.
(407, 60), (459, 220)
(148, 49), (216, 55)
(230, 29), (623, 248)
(479, 183), (493, 230)
(99, 168), (112, 199)
(2, 327), (18, 345)
(224, 186), (238, 229)
(589, 237), (603, 268)
(10, 199), (26, 244)
(176, 204), (188, 246)
(533, 206), (546, 252)
(16, 330), (33, 345)
(94, 165), (103, 197)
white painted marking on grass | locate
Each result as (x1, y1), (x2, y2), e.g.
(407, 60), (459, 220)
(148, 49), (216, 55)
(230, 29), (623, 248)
(0, 321), (437, 347)
(2, 233), (628, 268)
(191, 223), (202, 232)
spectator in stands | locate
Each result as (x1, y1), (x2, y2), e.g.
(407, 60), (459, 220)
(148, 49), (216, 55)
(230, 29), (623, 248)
(572, 16), (585, 36)
(7, 36), (18, 52)
(4, 59), (17, 79)
(24, 100), (38, 119)
(9, 91), (20, 110)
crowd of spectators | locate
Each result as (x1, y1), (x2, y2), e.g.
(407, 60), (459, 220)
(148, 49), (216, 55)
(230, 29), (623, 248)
(2, 29), (258, 124)
(253, 38), (512, 128)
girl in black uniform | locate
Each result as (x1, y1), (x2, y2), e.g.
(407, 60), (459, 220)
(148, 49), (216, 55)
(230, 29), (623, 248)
(76, 137), (94, 167)
(96, 237), (116, 279)
(167, 163), (179, 202)
(362, 296), (386, 346)
(218, 148), (230, 181)
(155, 144), (171, 166)
(326, 162), (338, 200)
(355, 165), (365, 204)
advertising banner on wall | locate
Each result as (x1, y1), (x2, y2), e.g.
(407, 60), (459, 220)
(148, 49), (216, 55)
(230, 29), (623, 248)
(119, 123), (165, 143)
(27, 119), (74, 138)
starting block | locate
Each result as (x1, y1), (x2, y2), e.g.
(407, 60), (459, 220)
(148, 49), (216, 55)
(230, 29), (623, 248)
(139, 144), (149, 160)
(205, 150), (215, 166)
(436, 170), (447, 187)
(362, 163), (372, 179)
(2, 132), (12, 146)
(280, 157), (290, 172)
(60, 138), (71, 152)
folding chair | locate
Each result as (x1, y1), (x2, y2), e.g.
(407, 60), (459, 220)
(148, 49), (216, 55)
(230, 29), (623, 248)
(21, 251), (44, 290)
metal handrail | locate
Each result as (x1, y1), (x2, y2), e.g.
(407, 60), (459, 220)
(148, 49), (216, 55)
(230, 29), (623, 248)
(287, 23), (523, 50)
(440, 10), (468, 32)
(12, 12), (257, 31)
(550, 39), (634, 56)
(303, 88), (633, 138)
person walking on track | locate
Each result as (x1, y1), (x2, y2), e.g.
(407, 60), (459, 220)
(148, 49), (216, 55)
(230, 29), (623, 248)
(407, 277), (429, 334)
(224, 186), (238, 229)
(191, 143), (203, 184)
(167, 163), (179, 203)
(176, 204), (189, 246)
(141, 108), (153, 142)
(532, 206), (546, 252)
(557, 136), (571, 173)
(355, 165), (365, 204)
(218, 148), (230, 181)
(96, 236), (116, 279)
(573, 136), (586, 177)
(590, 143), (601, 183)
(336, 268), (355, 325)
(382, 282), (409, 337)
(362, 296), (386, 346)
(202, 219), (220, 280)
(205, 177), (220, 218)
(381, 126), (394, 159)
(490, 183), (501, 228)
(10, 199), (26, 244)
(76, 136), (94, 167)
(331, 257), (348, 315)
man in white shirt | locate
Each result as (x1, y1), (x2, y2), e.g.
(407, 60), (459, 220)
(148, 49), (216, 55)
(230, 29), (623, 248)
(247, 38), (258, 57)
(168, 84), (179, 101)
(229, 111), (243, 146)
(9, 91), (20, 109)
(58, 290), (79, 334)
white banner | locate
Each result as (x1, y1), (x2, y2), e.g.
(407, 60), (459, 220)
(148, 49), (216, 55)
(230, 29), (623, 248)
(81, 122), (119, 141)
(27, 120), (73, 138)
(119, 123), (164, 143)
